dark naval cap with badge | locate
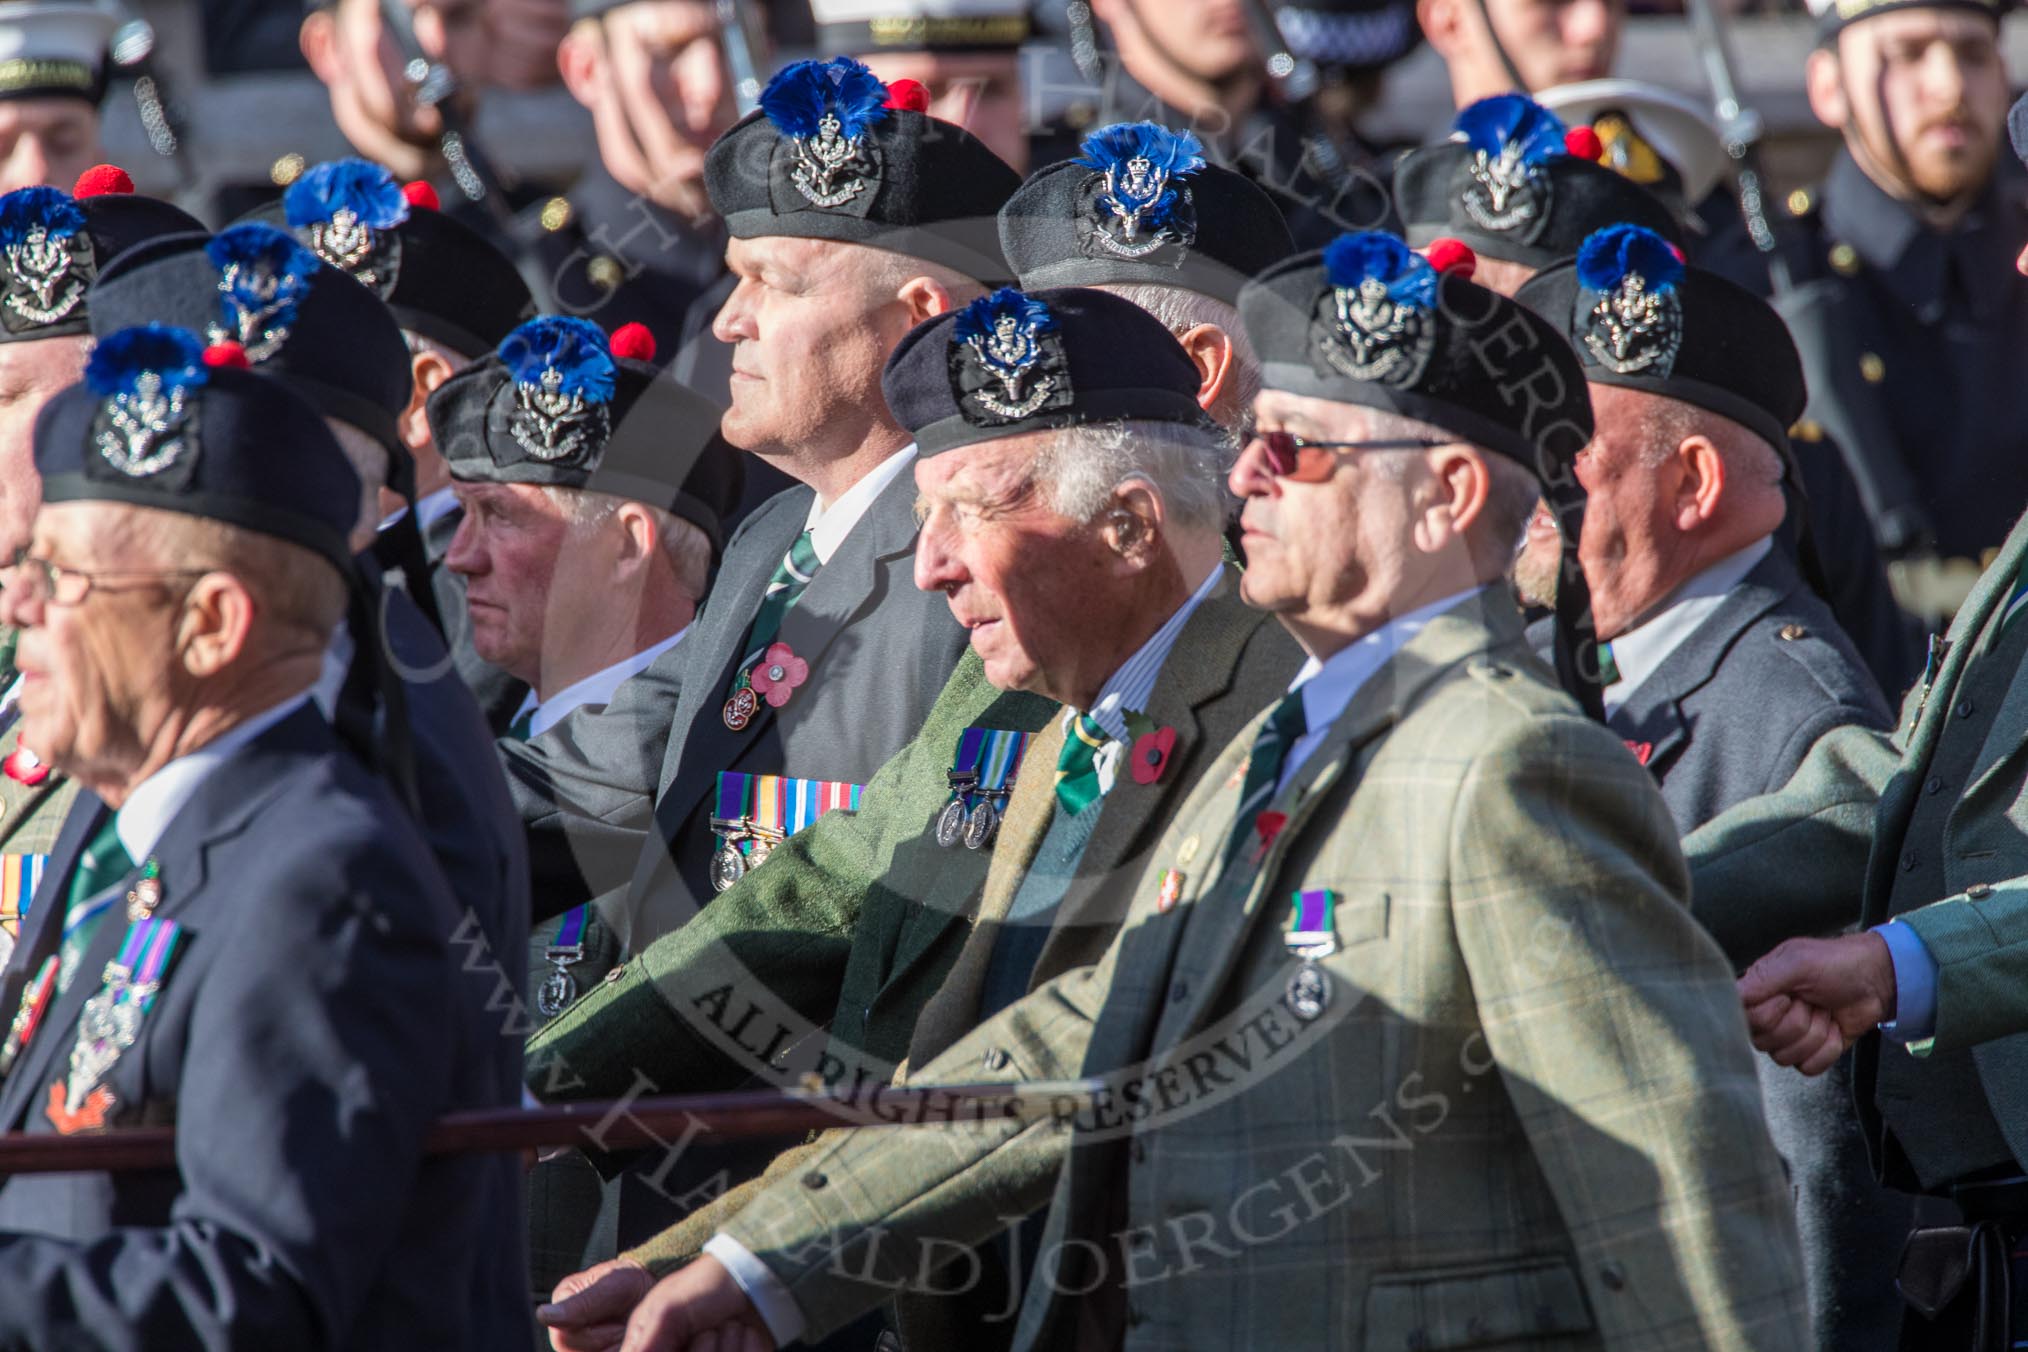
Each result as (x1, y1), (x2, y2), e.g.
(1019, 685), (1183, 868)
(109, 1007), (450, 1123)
(704, 56), (1021, 282)
(85, 222), (415, 476)
(881, 285), (1208, 455)
(998, 122), (1296, 304)
(0, 0), (119, 104)
(1239, 231), (1606, 716)
(1808, 0), (2005, 42)
(0, 166), (203, 341)
(1515, 223), (1805, 454)
(33, 325), (362, 574)
(428, 317), (744, 561)
(1393, 94), (1683, 269)
(235, 158), (533, 357)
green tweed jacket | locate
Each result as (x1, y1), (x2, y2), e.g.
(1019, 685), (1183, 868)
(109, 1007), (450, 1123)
(525, 648), (1056, 1106)
(720, 588), (1809, 1351)
(627, 571), (1298, 1279)
(1687, 507), (2028, 1167)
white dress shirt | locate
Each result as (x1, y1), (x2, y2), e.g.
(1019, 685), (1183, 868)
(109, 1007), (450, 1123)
(510, 626), (689, 738)
(376, 485), (462, 536)
(1598, 537), (1772, 716)
(115, 696), (310, 862)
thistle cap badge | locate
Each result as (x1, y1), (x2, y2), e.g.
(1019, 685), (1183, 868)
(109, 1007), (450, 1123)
(0, 187), (93, 332)
(203, 224), (320, 363)
(84, 325), (211, 479)
(1452, 94), (1569, 241)
(950, 288), (1070, 424)
(283, 159), (410, 295)
(760, 58), (890, 210)
(1074, 122), (1205, 260)
(1575, 224), (1685, 378)
(499, 316), (616, 464)
(1313, 232), (1438, 387)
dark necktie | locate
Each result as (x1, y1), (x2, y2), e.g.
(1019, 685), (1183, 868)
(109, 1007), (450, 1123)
(1221, 691), (1308, 872)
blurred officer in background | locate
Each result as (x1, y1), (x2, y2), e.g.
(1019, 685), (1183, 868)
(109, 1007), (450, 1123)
(0, 0), (117, 194)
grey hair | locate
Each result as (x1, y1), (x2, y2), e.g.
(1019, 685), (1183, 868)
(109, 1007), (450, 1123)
(1096, 282), (1263, 418)
(538, 486), (713, 601)
(1336, 407), (1540, 556)
(1032, 418), (1235, 535)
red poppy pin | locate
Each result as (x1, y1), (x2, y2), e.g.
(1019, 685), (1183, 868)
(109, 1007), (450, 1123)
(1251, 811), (1289, 862)
(1131, 726), (1177, 785)
(1624, 740), (1653, 766)
(3, 746), (49, 786)
(748, 643), (809, 708)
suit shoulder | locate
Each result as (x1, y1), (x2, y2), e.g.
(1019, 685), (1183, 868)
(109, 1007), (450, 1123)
(1733, 600), (1891, 726)
(724, 484), (815, 554)
(1418, 653), (1639, 770)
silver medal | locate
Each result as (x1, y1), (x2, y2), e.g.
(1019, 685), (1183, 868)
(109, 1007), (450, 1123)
(963, 797), (1000, 850)
(1286, 963), (1331, 1021)
(935, 798), (967, 849)
(537, 965), (577, 1018)
(710, 841), (747, 893)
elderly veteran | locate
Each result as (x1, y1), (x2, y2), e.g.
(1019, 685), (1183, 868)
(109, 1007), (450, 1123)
(1680, 105), (2028, 1341)
(498, 55), (1014, 946)
(1516, 222), (1901, 1352)
(241, 155), (539, 728)
(578, 233), (1811, 1352)
(534, 287), (1299, 1350)
(0, 168), (199, 958)
(998, 121), (1294, 432)
(0, 325), (529, 1349)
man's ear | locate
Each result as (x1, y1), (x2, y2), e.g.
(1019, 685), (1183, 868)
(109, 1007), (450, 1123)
(1674, 435), (1726, 528)
(611, 501), (658, 577)
(1805, 47), (1848, 131)
(1417, 0), (1469, 62)
(557, 22), (606, 111)
(1176, 323), (1236, 413)
(1102, 479), (1166, 565)
(177, 573), (257, 678)
(898, 275), (957, 325)
(299, 8), (341, 84)
(400, 346), (456, 452)
(1415, 444), (1491, 553)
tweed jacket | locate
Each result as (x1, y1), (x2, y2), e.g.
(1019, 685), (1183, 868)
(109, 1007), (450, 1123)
(721, 589), (1810, 1351)
(0, 706), (531, 1350)
(1687, 506), (2028, 1177)
(621, 572), (1299, 1275)
(0, 627), (79, 950)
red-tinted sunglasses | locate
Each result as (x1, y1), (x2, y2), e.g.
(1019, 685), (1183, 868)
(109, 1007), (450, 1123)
(1254, 430), (1453, 482)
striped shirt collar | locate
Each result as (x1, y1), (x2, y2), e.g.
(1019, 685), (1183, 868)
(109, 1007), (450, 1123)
(1071, 563), (1224, 744)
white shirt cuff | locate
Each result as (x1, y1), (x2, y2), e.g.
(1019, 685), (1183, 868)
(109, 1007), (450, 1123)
(703, 1232), (806, 1347)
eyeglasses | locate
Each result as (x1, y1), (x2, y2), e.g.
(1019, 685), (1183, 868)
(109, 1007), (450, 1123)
(1, 550), (210, 608)
(1254, 430), (1454, 482)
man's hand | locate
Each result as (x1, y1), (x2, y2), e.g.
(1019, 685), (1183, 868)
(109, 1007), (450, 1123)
(538, 1257), (657, 1352)
(1738, 933), (1898, 1076)
(619, 1255), (775, 1352)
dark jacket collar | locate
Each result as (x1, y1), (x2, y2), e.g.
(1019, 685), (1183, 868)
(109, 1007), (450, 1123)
(1822, 146), (2026, 324)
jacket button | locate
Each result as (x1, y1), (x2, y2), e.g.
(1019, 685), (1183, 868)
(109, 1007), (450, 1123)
(1926, 776), (1944, 795)
(1958, 698), (1976, 719)
(603, 965), (627, 983)
(1599, 1260), (1627, 1291)
(1130, 1140), (1147, 1163)
(982, 1048), (1009, 1071)
(1902, 851), (1918, 873)
(803, 1171), (827, 1190)
(1170, 980), (1190, 1003)
(1777, 624), (1807, 641)
(1969, 883), (1994, 899)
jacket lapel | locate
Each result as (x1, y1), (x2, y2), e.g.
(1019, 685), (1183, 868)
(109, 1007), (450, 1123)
(0, 788), (103, 1120)
(1157, 591), (1524, 1047)
(0, 709), (318, 1132)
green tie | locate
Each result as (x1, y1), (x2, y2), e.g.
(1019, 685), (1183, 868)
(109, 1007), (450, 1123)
(727, 530), (821, 699)
(505, 709), (535, 742)
(58, 814), (132, 995)
(1597, 640), (1621, 687)
(1222, 691), (1308, 871)
(1053, 713), (1114, 817)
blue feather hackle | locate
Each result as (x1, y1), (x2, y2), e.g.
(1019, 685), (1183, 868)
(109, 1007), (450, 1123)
(1323, 232), (1437, 308)
(1576, 224), (1684, 294)
(0, 186), (86, 248)
(283, 158), (410, 230)
(499, 316), (616, 403)
(952, 288), (1057, 346)
(1076, 122), (1206, 179)
(85, 324), (208, 398)
(1452, 94), (1567, 164)
(759, 58), (889, 141)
